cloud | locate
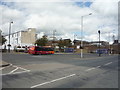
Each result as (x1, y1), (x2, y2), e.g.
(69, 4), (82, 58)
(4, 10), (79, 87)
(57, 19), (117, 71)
(0, 0), (118, 43)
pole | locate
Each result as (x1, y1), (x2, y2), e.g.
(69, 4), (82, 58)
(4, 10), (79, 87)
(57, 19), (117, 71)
(112, 35), (115, 54)
(8, 21), (13, 53)
(108, 32), (111, 55)
(98, 30), (101, 57)
(80, 13), (92, 58)
(8, 22), (11, 53)
(80, 16), (83, 58)
(74, 34), (77, 45)
(74, 34), (75, 41)
(53, 30), (56, 47)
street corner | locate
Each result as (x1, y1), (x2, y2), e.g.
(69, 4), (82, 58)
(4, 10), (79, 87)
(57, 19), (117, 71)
(0, 62), (30, 76)
(0, 60), (11, 68)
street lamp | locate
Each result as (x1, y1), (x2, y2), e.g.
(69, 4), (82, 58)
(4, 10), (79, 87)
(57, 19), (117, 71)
(80, 13), (92, 58)
(0, 30), (2, 37)
(8, 21), (13, 53)
(98, 30), (101, 57)
(73, 34), (77, 45)
(53, 30), (56, 47)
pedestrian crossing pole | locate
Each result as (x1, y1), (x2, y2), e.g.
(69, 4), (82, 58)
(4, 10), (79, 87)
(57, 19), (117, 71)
(98, 30), (101, 57)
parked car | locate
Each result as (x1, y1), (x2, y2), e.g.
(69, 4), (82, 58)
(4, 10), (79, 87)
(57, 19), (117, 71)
(15, 46), (26, 52)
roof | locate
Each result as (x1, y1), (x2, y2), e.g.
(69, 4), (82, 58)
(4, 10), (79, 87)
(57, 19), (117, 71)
(3, 28), (36, 36)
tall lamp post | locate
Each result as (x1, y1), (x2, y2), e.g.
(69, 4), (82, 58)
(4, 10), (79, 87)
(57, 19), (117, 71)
(53, 30), (56, 47)
(0, 29), (1, 34)
(80, 13), (92, 58)
(73, 34), (77, 45)
(98, 30), (101, 57)
(8, 21), (13, 53)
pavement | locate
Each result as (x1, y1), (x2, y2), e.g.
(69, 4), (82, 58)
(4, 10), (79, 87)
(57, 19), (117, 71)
(0, 61), (10, 67)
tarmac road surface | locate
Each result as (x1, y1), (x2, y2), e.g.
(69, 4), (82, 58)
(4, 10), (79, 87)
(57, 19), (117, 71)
(1, 53), (119, 88)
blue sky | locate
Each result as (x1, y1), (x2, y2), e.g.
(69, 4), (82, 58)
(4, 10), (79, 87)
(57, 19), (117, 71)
(0, 1), (14, 7)
(74, 2), (92, 7)
(0, 1), (92, 8)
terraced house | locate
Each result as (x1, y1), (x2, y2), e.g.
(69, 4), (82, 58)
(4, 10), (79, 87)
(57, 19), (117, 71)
(4, 28), (36, 50)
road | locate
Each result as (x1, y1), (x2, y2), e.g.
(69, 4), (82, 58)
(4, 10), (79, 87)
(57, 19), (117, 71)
(1, 53), (119, 88)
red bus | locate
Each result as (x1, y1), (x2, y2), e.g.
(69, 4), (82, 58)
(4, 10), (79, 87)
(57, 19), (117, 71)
(28, 46), (54, 55)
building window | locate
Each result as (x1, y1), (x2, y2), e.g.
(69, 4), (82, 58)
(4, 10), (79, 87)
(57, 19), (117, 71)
(12, 34), (14, 37)
(16, 38), (18, 44)
(17, 33), (18, 37)
(15, 34), (16, 37)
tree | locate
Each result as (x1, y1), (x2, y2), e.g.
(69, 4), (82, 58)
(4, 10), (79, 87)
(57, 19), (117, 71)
(58, 39), (72, 50)
(58, 38), (64, 49)
(0, 35), (7, 45)
(64, 39), (72, 47)
(35, 35), (48, 46)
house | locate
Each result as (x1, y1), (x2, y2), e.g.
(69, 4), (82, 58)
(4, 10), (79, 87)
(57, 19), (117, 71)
(111, 40), (120, 54)
(4, 28), (36, 50)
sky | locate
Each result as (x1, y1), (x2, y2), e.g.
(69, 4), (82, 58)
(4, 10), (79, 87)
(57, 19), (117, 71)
(0, 0), (119, 44)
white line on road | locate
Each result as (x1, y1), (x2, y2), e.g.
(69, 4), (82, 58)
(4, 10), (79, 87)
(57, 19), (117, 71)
(0, 70), (30, 76)
(0, 67), (5, 70)
(0, 64), (12, 70)
(104, 62), (112, 66)
(85, 68), (95, 71)
(10, 70), (30, 75)
(0, 65), (30, 76)
(9, 67), (19, 74)
(96, 66), (101, 68)
(13, 65), (30, 71)
(30, 74), (76, 88)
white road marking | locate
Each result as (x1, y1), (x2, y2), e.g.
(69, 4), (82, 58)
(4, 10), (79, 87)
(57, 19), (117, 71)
(9, 67), (19, 74)
(96, 66), (101, 68)
(0, 64), (12, 70)
(13, 65), (30, 71)
(104, 62), (112, 66)
(0, 64), (30, 76)
(10, 70), (30, 75)
(0, 70), (30, 76)
(30, 74), (76, 88)
(0, 67), (5, 70)
(85, 68), (95, 71)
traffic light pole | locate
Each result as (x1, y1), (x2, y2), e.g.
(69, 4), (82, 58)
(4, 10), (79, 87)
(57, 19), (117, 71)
(98, 30), (101, 57)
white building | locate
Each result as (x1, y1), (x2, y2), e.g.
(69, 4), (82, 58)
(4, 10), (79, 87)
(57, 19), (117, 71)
(4, 28), (36, 50)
